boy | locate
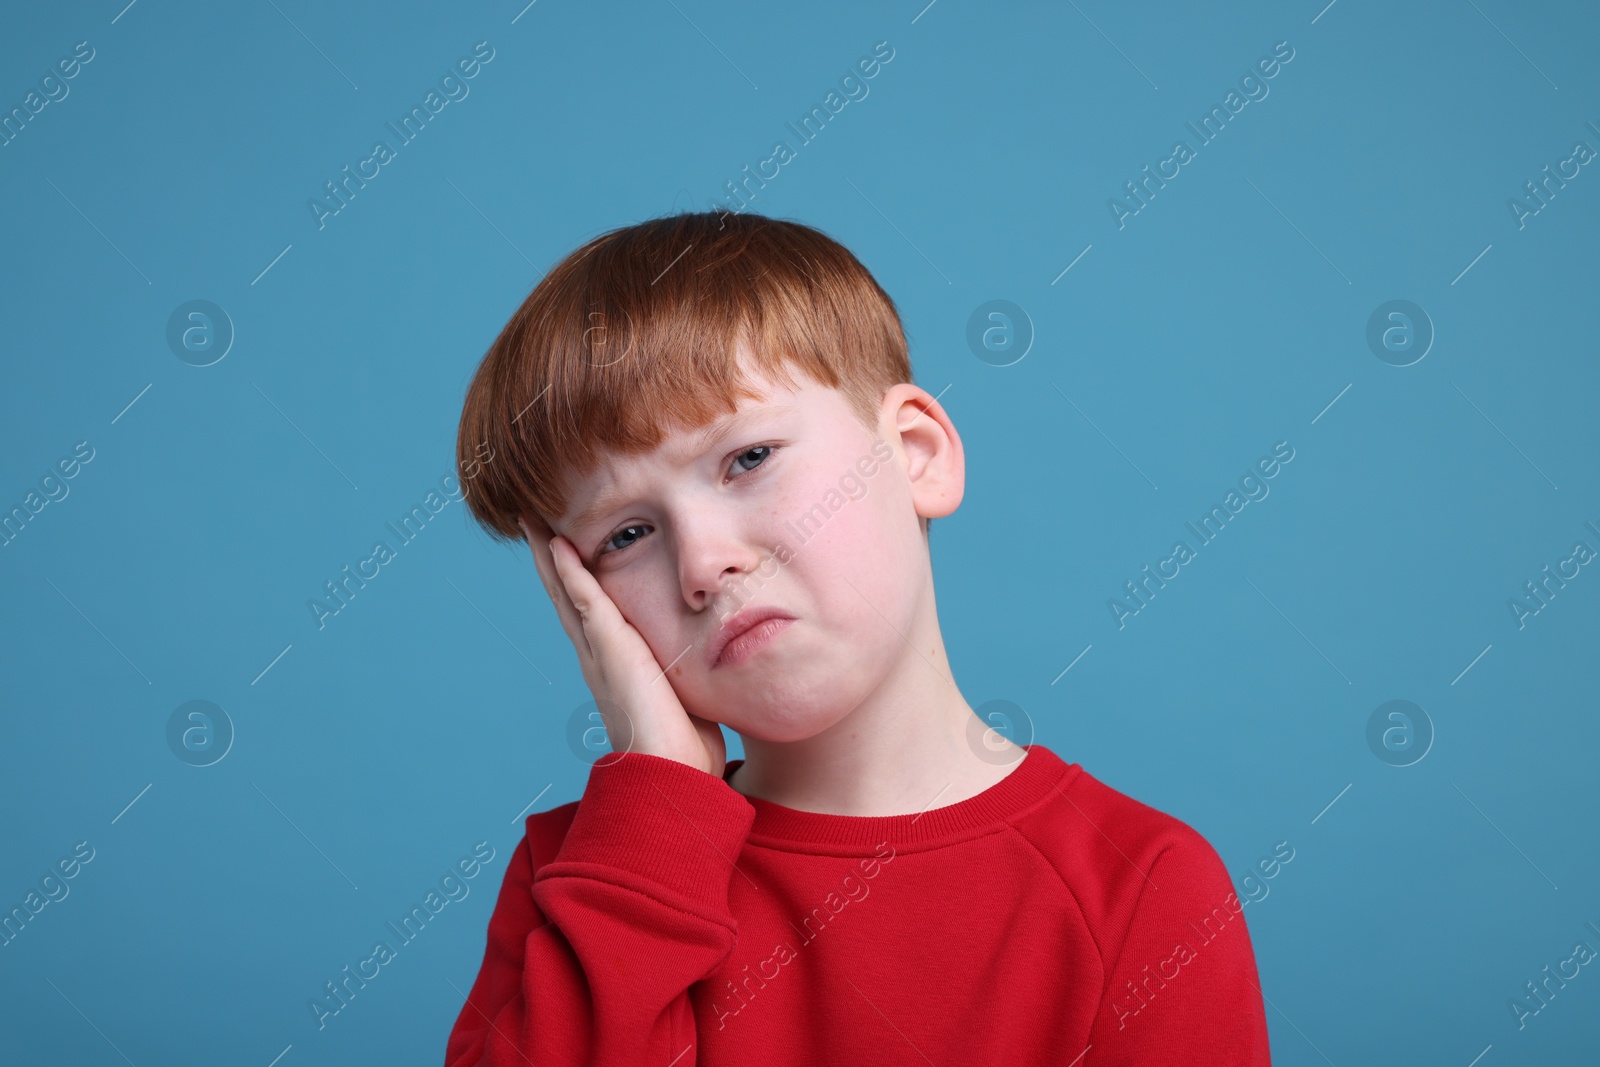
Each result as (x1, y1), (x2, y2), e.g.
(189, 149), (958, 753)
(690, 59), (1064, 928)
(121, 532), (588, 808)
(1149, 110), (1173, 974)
(444, 211), (1272, 1064)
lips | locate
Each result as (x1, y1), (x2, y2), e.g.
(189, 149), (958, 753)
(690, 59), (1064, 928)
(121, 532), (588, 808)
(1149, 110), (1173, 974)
(708, 606), (796, 669)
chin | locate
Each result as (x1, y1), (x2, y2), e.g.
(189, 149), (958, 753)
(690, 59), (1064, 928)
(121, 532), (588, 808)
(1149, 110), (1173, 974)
(714, 687), (862, 745)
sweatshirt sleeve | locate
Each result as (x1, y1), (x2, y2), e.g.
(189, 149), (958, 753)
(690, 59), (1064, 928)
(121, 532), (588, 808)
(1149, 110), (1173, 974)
(1087, 831), (1273, 1065)
(444, 751), (757, 1066)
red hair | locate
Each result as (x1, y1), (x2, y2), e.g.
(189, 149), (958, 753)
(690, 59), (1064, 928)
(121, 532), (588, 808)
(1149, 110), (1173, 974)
(455, 211), (918, 543)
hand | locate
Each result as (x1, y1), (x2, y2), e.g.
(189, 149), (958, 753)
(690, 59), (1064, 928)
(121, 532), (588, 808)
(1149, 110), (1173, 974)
(519, 513), (727, 777)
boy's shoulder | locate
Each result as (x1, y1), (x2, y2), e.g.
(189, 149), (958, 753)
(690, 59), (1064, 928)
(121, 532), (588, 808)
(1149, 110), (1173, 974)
(1013, 754), (1239, 928)
(1022, 756), (1220, 854)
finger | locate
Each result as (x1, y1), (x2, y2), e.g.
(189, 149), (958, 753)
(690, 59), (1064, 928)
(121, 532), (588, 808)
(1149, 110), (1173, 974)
(546, 534), (608, 623)
(546, 535), (651, 669)
(519, 519), (570, 613)
(519, 515), (570, 608)
(518, 517), (589, 656)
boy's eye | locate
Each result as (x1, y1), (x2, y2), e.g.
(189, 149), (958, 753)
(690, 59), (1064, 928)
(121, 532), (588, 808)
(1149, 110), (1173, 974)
(731, 444), (774, 474)
(593, 444), (780, 559)
(603, 524), (650, 555)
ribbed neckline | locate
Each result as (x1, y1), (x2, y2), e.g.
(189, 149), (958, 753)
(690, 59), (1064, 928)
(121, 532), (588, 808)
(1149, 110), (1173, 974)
(722, 743), (1079, 854)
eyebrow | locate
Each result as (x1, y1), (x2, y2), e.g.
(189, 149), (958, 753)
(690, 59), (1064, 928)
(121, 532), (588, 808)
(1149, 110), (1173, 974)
(566, 403), (801, 537)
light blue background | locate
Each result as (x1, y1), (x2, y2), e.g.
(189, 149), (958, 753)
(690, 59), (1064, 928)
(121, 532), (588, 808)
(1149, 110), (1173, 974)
(2, 0), (1597, 1063)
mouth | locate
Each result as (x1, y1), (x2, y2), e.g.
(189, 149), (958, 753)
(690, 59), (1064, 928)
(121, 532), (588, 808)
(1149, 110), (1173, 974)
(708, 607), (796, 670)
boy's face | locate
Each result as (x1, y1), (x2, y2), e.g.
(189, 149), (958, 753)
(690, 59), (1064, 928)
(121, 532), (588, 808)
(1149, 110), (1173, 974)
(546, 344), (953, 743)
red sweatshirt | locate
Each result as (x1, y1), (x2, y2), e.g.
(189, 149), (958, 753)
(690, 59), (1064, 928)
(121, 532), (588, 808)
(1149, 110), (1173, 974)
(444, 743), (1272, 1065)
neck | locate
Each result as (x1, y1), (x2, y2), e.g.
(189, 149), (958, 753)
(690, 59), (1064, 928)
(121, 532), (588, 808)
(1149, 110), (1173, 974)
(727, 574), (1023, 816)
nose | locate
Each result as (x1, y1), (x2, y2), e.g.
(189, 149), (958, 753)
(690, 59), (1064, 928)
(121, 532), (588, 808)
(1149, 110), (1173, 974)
(672, 505), (768, 615)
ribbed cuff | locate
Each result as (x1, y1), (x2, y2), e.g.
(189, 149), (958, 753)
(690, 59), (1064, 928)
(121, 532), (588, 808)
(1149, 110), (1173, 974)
(553, 751), (756, 910)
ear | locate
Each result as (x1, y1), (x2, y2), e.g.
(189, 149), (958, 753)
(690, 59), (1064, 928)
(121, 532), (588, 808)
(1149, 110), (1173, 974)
(878, 384), (964, 521)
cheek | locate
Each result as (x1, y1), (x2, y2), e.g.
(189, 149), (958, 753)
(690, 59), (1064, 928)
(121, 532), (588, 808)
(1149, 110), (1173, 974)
(778, 471), (911, 627)
(598, 571), (678, 653)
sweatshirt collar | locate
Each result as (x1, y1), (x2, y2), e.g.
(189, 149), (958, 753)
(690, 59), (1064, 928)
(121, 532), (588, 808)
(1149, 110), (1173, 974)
(722, 743), (1079, 853)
